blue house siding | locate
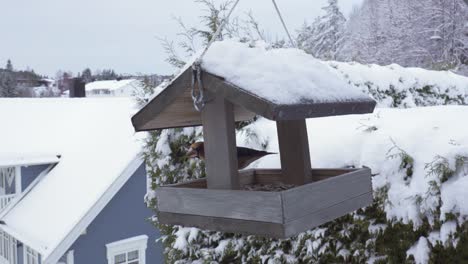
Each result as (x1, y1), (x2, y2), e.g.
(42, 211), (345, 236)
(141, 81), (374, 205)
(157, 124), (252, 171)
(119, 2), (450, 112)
(67, 163), (163, 264)
(21, 164), (50, 192)
(5, 164), (49, 194)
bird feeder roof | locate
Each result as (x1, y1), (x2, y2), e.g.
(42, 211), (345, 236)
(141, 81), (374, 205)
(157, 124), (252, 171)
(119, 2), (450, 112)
(132, 40), (376, 131)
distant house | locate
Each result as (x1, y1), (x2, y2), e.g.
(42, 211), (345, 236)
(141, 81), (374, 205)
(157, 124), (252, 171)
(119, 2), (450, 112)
(0, 98), (163, 264)
(85, 79), (142, 97)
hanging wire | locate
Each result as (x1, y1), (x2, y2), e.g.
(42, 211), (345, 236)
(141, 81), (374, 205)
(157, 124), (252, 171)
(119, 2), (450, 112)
(196, 0), (242, 65)
(271, 0), (296, 48)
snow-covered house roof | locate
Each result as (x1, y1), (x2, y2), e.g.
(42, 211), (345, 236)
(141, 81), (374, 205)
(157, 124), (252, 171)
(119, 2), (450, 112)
(85, 79), (140, 92)
(0, 154), (60, 167)
(0, 98), (144, 263)
(132, 40), (376, 131)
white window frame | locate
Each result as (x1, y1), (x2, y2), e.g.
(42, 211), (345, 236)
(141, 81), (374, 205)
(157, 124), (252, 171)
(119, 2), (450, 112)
(106, 235), (148, 264)
(66, 250), (74, 264)
(0, 166), (20, 196)
(0, 230), (18, 264)
(15, 166), (21, 195)
(23, 246), (39, 264)
(57, 250), (74, 264)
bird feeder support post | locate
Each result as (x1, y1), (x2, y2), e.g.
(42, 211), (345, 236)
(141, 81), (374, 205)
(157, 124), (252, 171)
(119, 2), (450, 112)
(201, 94), (240, 190)
(276, 119), (313, 185)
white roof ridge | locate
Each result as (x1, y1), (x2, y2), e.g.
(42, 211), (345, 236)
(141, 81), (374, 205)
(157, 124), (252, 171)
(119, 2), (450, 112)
(0, 154), (61, 168)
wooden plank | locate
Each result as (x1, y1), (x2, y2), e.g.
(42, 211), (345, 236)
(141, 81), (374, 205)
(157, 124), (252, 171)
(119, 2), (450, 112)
(239, 169), (256, 186)
(158, 212), (285, 238)
(253, 168), (355, 176)
(201, 94), (240, 189)
(282, 168), (372, 222)
(157, 187), (284, 223)
(203, 71), (376, 121)
(132, 68), (192, 131)
(202, 72), (276, 119)
(163, 168), (356, 188)
(255, 172), (284, 185)
(272, 101), (377, 120)
(284, 192), (373, 237)
(158, 192), (373, 238)
(132, 68), (376, 131)
(168, 178), (207, 189)
(169, 170), (255, 188)
(131, 68), (255, 131)
(254, 169), (355, 184)
(276, 120), (313, 185)
(142, 87), (255, 130)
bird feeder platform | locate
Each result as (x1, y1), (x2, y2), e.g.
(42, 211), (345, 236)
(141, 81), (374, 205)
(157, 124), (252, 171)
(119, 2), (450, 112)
(132, 42), (377, 238)
(157, 168), (372, 238)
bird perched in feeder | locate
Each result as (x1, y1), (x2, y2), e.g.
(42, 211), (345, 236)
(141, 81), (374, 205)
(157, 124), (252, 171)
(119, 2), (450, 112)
(187, 142), (275, 170)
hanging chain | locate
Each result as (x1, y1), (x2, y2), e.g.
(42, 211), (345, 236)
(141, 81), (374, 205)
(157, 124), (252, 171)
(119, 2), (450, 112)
(191, 0), (241, 112)
(191, 63), (205, 111)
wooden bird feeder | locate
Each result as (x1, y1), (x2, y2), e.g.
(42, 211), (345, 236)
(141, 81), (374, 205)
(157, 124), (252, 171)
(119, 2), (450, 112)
(132, 63), (376, 238)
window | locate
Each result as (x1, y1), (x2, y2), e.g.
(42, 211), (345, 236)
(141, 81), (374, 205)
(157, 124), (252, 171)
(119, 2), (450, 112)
(0, 166), (18, 195)
(0, 230), (17, 264)
(57, 250), (74, 264)
(106, 235), (148, 264)
(23, 246), (39, 264)
(0, 166), (20, 211)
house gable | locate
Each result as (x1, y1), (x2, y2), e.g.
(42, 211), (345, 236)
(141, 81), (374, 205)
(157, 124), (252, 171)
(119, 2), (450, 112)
(64, 163), (163, 264)
(21, 164), (50, 192)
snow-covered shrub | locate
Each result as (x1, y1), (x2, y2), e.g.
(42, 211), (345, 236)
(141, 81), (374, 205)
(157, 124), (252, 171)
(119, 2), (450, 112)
(327, 62), (468, 108)
(138, 0), (468, 260)
(138, 62), (468, 263)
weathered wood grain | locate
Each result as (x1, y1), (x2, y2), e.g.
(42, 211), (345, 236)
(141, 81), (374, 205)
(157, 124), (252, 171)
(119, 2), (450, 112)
(201, 94), (240, 189)
(158, 212), (285, 238)
(165, 168), (359, 188)
(239, 169), (256, 186)
(157, 187), (284, 223)
(276, 120), (313, 185)
(157, 168), (373, 238)
(131, 68), (376, 131)
(282, 168), (372, 222)
(203, 71), (377, 121)
(284, 192), (373, 237)
(131, 68), (255, 131)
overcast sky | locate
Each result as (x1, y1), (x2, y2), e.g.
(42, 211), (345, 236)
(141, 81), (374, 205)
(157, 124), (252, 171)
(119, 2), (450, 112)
(0, 0), (363, 77)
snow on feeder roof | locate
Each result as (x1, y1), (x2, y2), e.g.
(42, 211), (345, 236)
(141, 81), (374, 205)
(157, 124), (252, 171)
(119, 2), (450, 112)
(132, 40), (376, 131)
(132, 40), (376, 238)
